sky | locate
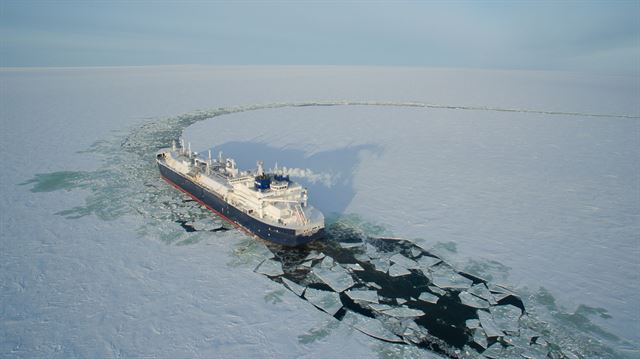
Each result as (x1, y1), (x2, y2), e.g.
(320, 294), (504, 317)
(1, 1), (639, 74)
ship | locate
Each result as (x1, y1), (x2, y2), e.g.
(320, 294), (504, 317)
(156, 139), (325, 246)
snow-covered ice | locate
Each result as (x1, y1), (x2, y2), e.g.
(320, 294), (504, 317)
(2, 65), (638, 358)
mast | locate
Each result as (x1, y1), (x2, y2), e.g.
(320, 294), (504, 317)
(256, 161), (264, 176)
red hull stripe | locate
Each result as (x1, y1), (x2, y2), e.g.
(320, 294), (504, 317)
(160, 175), (256, 238)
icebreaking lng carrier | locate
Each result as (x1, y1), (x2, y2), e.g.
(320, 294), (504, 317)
(157, 140), (325, 246)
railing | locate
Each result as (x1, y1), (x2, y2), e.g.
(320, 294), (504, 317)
(294, 204), (308, 225)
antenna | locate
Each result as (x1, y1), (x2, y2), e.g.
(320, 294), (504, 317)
(172, 140), (176, 152)
(180, 139), (185, 154)
(218, 151), (223, 163)
(208, 149), (212, 165)
(188, 142), (191, 158)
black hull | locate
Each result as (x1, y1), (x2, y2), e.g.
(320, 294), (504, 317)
(158, 161), (324, 246)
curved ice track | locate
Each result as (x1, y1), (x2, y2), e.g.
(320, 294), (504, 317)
(21, 100), (632, 358)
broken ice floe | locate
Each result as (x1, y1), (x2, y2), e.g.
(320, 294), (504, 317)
(379, 307), (425, 318)
(473, 328), (488, 349)
(477, 310), (504, 338)
(303, 288), (342, 316)
(459, 291), (491, 309)
(402, 321), (431, 345)
(389, 253), (420, 269)
(364, 243), (381, 259)
(368, 303), (393, 313)
(491, 291), (515, 302)
(345, 263), (364, 271)
(186, 217), (225, 231)
(428, 285), (447, 296)
(282, 277), (306, 297)
(429, 263), (473, 290)
(488, 283), (518, 301)
(304, 251), (325, 261)
(238, 240), (276, 266)
(520, 346), (549, 359)
(465, 318), (480, 330)
(490, 304), (522, 334)
(345, 289), (379, 304)
(417, 255), (441, 269)
(482, 343), (506, 358)
(468, 283), (497, 305)
(418, 291), (439, 304)
(342, 311), (403, 343)
(520, 328), (542, 343)
(312, 264), (354, 293)
(388, 263), (412, 277)
(502, 335), (531, 349)
(366, 282), (382, 290)
(319, 255), (335, 268)
(254, 259), (284, 277)
(353, 252), (370, 262)
(370, 258), (391, 273)
(339, 241), (364, 249)
(246, 228), (552, 357)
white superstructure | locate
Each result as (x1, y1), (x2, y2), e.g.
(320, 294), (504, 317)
(159, 140), (324, 236)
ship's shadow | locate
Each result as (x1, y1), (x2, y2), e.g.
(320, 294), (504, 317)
(205, 141), (383, 215)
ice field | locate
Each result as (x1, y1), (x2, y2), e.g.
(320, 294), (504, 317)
(1, 66), (638, 358)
